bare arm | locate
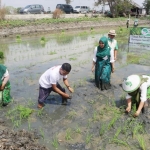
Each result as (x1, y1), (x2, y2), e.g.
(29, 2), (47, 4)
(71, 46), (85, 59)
(134, 101), (144, 117)
(92, 61), (96, 72)
(52, 84), (69, 98)
(114, 50), (117, 61)
(126, 98), (132, 112)
(63, 78), (74, 93)
(0, 75), (9, 91)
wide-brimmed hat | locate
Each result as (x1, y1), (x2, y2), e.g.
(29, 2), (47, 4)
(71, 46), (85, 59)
(108, 30), (116, 36)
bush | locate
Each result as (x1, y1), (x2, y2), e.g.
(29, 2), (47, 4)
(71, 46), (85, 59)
(0, 6), (6, 20)
(0, 52), (4, 59)
(53, 9), (64, 19)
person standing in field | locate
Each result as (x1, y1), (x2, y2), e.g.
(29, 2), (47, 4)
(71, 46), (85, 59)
(91, 36), (112, 90)
(108, 30), (118, 73)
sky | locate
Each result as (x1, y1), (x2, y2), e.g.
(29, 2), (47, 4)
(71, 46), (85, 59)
(2, 0), (144, 11)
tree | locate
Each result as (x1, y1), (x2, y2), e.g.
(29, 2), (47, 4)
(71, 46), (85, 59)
(65, 0), (72, 4)
(143, 0), (150, 15)
(95, 0), (132, 17)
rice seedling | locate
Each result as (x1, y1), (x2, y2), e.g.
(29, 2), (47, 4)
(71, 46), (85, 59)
(85, 133), (93, 144)
(132, 123), (145, 138)
(92, 111), (98, 122)
(137, 135), (146, 150)
(114, 127), (122, 138)
(99, 123), (107, 136)
(51, 136), (59, 149)
(37, 107), (44, 117)
(69, 57), (77, 61)
(67, 110), (77, 119)
(28, 119), (31, 130)
(108, 115), (118, 130)
(49, 51), (57, 55)
(65, 128), (72, 140)
(75, 125), (81, 134)
(110, 138), (129, 147)
(39, 128), (45, 139)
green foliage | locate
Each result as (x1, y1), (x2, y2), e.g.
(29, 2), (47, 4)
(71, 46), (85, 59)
(51, 136), (59, 149)
(0, 51), (4, 59)
(6, 104), (33, 128)
(65, 128), (72, 140)
(137, 135), (146, 150)
(143, 0), (150, 15)
(85, 133), (93, 144)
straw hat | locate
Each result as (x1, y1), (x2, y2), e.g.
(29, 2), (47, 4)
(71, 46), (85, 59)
(108, 30), (116, 36)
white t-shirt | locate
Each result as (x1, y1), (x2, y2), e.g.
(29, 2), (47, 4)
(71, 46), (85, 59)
(108, 39), (117, 63)
(39, 65), (67, 88)
(1, 69), (9, 80)
(126, 75), (150, 102)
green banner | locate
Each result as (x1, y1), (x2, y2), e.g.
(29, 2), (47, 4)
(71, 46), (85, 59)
(130, 27), (150, 44)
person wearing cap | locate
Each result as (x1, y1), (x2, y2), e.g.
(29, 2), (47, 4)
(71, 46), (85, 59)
(108, 30), (118, 73)
(38, 63), (74, 108)
(92, 36), (111, 90)
(122, 74), (150, 117)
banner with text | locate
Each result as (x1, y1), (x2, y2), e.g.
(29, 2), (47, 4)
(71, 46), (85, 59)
(130, 27), (150, 44)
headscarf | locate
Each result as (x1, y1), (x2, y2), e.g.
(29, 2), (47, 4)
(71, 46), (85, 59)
(0, 64), (7, 86)
(96, 36), (110, 58)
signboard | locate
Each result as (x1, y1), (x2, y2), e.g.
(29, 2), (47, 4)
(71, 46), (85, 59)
(129, 27), (150, 44)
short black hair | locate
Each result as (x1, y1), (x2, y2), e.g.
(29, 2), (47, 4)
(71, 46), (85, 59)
(62, 63), (71, 72)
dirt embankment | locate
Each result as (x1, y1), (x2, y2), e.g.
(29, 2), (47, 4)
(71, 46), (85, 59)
(0, 19), (149, 38)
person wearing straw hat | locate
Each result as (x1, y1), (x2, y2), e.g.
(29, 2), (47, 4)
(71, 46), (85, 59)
(122, 74), (150, 117)
(108, 29), (118, 73)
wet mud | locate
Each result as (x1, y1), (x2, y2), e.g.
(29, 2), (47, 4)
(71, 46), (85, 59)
(0, 28), (150, 150)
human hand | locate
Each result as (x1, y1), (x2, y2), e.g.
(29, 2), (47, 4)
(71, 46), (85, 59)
(0, 86), (4, 91)
(125, 106), (131, 113)
(63, 93), (71, 99)
(68, 87), (74, 93)
(111, 67), (115, 73)
(133, 110), (140, 117)
(91, 67), (95, 72)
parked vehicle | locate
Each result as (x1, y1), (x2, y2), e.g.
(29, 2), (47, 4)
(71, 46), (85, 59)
(19, 4), (45, 14)
(56, 4), (73, 14)
(74, 6), (89, 13)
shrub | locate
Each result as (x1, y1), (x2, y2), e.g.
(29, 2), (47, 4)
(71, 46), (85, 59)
(0, 52), (4, 59)
(53, 9), (64, 19)
(0, 6), (6, 20)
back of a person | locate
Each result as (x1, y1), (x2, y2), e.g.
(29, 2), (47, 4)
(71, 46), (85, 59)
(39, 65), (62, 88)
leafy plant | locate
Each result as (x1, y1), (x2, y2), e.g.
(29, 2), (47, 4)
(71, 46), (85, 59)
(0, 51), (4, 59)
(85, 133), (93, 144)
(65, 128), (72, 140)
(137, 135), (146, 150)
(51, 136), (59, 149)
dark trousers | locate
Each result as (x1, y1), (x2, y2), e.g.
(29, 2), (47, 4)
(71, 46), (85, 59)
(38, 83), (65, 104)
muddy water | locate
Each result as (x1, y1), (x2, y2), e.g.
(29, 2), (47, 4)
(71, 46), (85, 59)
(0, 29), (150, 150)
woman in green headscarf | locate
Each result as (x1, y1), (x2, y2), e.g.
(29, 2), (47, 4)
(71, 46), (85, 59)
(0, 64), (11, 106)
(92, 36), (112, 90)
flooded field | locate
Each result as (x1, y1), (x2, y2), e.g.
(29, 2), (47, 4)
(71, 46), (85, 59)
(0, 28), (150, 150)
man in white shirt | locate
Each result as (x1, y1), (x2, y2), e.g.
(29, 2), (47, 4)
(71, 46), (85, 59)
(38, 63), (74, 108)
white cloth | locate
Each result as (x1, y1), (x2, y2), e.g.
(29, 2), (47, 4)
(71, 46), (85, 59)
(126, 75), (150, 102)
(39, 65), (67, 88)
(1, 69), (9, 80)
(108, 39), (117, 63)
(92, 46), (113, 62)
